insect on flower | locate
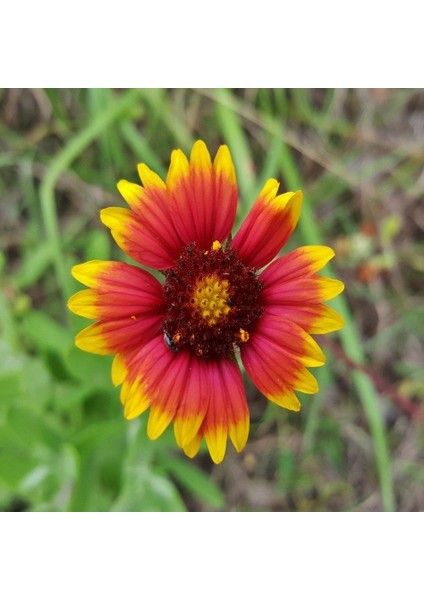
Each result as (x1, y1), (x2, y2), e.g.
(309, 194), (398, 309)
(68, 141), (344, 463)
(164, 331), (179, 353)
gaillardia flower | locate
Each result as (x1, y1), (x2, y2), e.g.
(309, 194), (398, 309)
(68, 141), (344, 463)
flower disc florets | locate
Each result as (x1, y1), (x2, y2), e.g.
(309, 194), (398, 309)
(162, 241), (263, 358)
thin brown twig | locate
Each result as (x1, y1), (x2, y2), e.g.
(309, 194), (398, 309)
(322, 337), (424, 422)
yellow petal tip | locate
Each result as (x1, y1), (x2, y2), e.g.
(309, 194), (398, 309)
(137, 164), (166, 190)
(213, 145), (236, 184)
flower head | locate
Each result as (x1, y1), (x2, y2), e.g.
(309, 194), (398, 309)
(68, 141), (344, 463)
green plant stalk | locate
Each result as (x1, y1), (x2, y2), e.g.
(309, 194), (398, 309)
(302, 365), (330, 453)
(40, 88), (143, 306)
(279, 142), (395, 512)
(0, 290), (19, 351)
(215, 89), (256, 206)
(120, 121), (166, 178)
(141, 89), (193, 149)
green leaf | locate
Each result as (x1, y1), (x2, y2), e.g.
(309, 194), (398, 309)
(7, 405), (64, 451)
(20, 310), (73, 356)
(84, 229), (111, 262)
(72, 419), (126, 451)
(66, 346), (113, 386)
(160, 454), (225, 509)
(112, 467), (186, 512)
(13, 242), (53, 290)
(20, 357), (52, 407)
(0, 450), (38, 489)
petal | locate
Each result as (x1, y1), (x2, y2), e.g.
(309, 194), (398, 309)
(100, 207), (171, 270)
(68, 260), (164, 320)
(111, 334), (249, 461)
(173, 358), (210, 448)
(121, 336), (197, 440)
(231, 179), (303, 268)
(148, 357), (198, 440)
(181, 431), (203, 459)
(213, 145), (238, 243)
(120, 374), (150, 419)
(137, 163), (167, 191)
(265, 304), (344, 334)
(112, 353), (128, 386)
(119, 170), (175, 254)
(75, 314), (162, 355)
(119, 336), (180, 427)
(174, 357), (249, 462)
(201, 359), (249, 463)
(203, 398), (228, 464)
(144, 347), (191, 440)
(69, 260), (164, 356)
(262, 274), (344, 305)
(260, 246), (345, 333)
(98, 338), (251, 462)
(262, 246), (336, 281)
(260, 246), (342, 291)
(241, 313), (325, 411)
(220, 360), (249, 453)
(115, 180), (144, 212)
(167, 141), (238, 250)
(104, 173), (183, 269)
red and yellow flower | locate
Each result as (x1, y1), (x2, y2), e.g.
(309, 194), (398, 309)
(68, 141), (344, 463)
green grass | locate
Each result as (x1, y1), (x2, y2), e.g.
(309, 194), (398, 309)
(1, 88), (423, 511)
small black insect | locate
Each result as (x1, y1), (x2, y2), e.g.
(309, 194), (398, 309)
(164, 331), (179, 353)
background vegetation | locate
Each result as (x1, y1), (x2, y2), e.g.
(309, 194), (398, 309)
(0, 88), (423, 512)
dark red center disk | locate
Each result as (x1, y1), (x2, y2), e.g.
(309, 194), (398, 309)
(162, 242), (264, 358)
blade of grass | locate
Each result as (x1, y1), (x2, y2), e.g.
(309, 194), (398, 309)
(302, 362), (332, 453)
(214, 88), (256, 207)
(87, 88), (128, 176)
(120, 121), (166, 178)
(40, 88), (143, 307)
(256, 130), (285, 198)
(141, 89), (193, 150)
(291, 89), (354, 136)
(0, 290), (19, 351)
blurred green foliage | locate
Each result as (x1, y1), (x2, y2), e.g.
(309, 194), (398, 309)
(1, 88), (423, 511)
